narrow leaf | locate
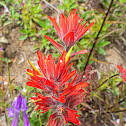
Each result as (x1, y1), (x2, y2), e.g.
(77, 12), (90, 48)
(19, 35), (28, 40)
(3, 20), (12, 26)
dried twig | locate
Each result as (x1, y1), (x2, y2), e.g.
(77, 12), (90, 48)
(93, 74), (119, 91)
(108, 99), (125, 110)
(42, 0), (62, 13)
(83, 0), (114, 74)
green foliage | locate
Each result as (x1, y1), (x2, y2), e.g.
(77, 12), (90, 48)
(119, 0), (126, 3)
(58, 0), (78, 13)
(1, 0), (126, 125)
(0, 0), (55, 50)
(19, 34), (28, 40)
(0, 1), (6, 6)
(19, 1), (43, 40)
(96, 40), (110, 55)
(0, 50), (11, 63)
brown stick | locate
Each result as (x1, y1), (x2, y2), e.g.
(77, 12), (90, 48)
(93, 74), (119, 91)
(83, 0), (114, 73)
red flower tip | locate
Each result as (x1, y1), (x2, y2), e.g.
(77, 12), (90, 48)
(44, 35), (65, 53)
(117, 64), (123, 73)
(117, 65), (126, 82)
(27, 51), (88, 125)
(48, 9), (94, 49)
(70, 49), (88, 57)
(62, 107), (80, 125)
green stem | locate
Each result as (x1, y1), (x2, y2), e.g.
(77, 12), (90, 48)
(7, 60), (13, 101)
(93, 74), (119, 91)
(39, 112), (42, 126)
(0, 89), (11, 126)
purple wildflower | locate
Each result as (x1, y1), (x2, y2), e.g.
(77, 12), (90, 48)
(21, 97), (30, 126)
(0, 47), (3, 51)
(7, 94), (30, 126)
(4, 5), (10, 14)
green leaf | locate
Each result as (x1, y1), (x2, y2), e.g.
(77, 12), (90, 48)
(33, 18), (43, 27)
(35, 0), (40, 3)
(0, 1), (6, 6)
(20, 29), (29, 34)
(35, 4), (42, 13)
(19, 34), (28, 40)
(27, 0), (31, 7)
(14, 86), (21, 91)
(27, 87), (34, 92)
(70, 4), (78, 9)
(34, 13), (42, 17)
(10, 6), (15, 17)
(98, 84), (111, 91)
(19, 119), (24, 126)
(14, 12), (20, 19)
(29, 31), (36, 37)
(46, 109), (52, 119)
(32, 37), (36, 41)
(3, 58), (11, 63)
(20, 29), (26, 34)
(33, 44), (38, 50)
(119, 0), (126, 3)
(97, 40), (110, 47)
(0, 102), (4, 107)
(17, 21), (21, 24)
(58, 5), (65, 9)
(3, 20), (12, 26)
(97, 47), (106, 55)
(92, 93), (104, 102)
(82, 10), (94, 20)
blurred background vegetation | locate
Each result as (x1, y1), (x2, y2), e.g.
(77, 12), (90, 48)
(0, 0), (126, 125)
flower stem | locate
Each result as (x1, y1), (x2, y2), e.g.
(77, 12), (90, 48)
(0, 88), (11, 126)
(39, 112), (42, 126)
(7, 60), (13, 101)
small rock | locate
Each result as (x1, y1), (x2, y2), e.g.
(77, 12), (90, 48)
(0, 37), (8, 43)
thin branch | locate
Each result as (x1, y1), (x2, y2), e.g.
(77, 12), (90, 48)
(116, 81), (123, 87)
(108, 99), (125, 110)
(42, 0), (62, 13)
(93, 74), (119, 91)
(7, 60), (13, 100)
(103, 109), (126, 114)
(83, 0), (114, 73)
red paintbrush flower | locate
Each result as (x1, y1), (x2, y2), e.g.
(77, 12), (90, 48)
(27, 51), (88, 125)
(117, 65), (126, 82)
(45, 9), (94, 51)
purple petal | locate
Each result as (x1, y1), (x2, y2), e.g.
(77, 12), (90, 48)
(21, 96), (28, 112)
(23, 111), (30, 126)
(7, 107), (14, 118)
(0, 47), (3, 51)
(11, 111), (19, 126)
(13, 94), (22, 112)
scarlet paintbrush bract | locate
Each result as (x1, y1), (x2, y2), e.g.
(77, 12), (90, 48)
(117, 65), (126, 82)
(27, 51), (88, 125)
(45, 9), (94, 52)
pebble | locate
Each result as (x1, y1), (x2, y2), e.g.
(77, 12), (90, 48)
(0, 37), (8, 43)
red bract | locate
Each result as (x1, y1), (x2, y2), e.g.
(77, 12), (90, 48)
(117, 65), (126, 82)
(27, 51), (88, 125)
(45, 9), (94, 51)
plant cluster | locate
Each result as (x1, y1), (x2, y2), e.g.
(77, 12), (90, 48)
(0, 0), (126, 126)
(0, 0), (56, 50)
